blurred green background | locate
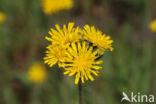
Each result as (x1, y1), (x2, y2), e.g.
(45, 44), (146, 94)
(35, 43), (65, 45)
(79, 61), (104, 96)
(0, 0), (156, 104)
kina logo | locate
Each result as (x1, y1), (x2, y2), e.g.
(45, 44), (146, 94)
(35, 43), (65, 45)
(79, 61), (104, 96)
(121, 92), (154, 103)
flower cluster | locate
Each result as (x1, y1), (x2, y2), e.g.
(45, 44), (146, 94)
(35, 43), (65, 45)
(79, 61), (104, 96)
(41, 0), (73, 15)
(44, 22), (113, 84)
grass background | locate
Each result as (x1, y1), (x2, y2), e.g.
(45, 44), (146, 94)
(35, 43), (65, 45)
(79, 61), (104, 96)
(0, 0), (156, 104)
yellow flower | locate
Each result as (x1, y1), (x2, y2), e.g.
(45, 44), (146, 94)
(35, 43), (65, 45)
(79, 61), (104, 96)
(43, 23), (114, 84)
(83, 25), (113, 53)
(44, 45), (68, 67)
(41, 0), (73, 15)
(45, 22), (81, 47)
(149, 20), (156, 32)
(27, 62), (47, 83)
(0, 12), (6, 23)
(61, 41), (103, 84)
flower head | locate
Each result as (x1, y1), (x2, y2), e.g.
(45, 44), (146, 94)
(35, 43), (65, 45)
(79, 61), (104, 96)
(45, 22), (81, 47)
(44, 45), (68, 67)
(27, 62), (47, 83)
(61, 41), (103, 84)
(41, 0), (73, 15)
(0, 12), (6, 23)
(83, 25), (113, 53)
(149, 20), (156, 32)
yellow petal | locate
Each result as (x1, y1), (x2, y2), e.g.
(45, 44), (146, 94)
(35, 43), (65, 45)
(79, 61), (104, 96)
(81, 72), (85, 83)
(94, 60), (103, 64)
(68, 71), (76, 76)
(45, 36), (53, 42)
(68, 22), (74, 32)
(75, 72), (80, 84)
(92, 66), (102, 70)
(87, 72), (94, 81)
(64, 71), (70, 75)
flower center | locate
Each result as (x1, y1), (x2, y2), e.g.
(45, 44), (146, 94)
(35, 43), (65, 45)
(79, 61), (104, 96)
(74, 55), (89, 69)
